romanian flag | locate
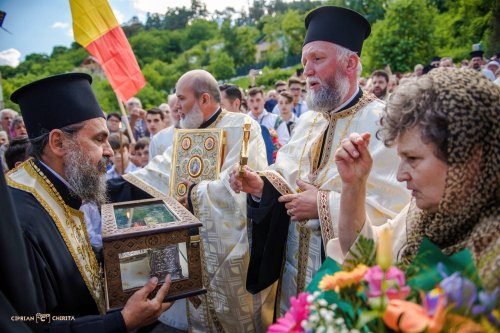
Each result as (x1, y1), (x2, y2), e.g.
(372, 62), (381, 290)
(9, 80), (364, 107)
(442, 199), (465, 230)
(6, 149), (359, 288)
(70, 0), (146, 102)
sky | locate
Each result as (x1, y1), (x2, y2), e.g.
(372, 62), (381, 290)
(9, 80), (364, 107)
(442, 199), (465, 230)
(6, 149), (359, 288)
(0, 0), (255, 67)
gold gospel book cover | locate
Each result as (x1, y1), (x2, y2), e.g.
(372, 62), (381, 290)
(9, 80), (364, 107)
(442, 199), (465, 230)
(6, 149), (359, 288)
(169, 128), (226, 201)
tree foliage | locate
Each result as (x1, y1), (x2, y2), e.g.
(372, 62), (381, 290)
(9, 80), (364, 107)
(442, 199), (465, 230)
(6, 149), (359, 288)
(207, 51), (236, 80)
(363, 0), (437, 73)
(326, 0), (389, 23)
(434, 0), (495, 60)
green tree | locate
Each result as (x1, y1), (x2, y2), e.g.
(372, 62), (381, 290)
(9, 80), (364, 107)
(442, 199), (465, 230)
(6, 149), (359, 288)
(191, 0), (208, 18)
(122, 16), (144, 37)
(363, 0), (437, 73)
(182, 19), (218, 50)
(212, 7), (237, 22)
(434, 0), (495, 60)
(142, 60), (170, 89)
(2, 72), (49, 111)
(262, 12), (284, 43)
(262, 44), (286, 68)
(13, 53), (50, 77)
(90, 76), (117, 113)
(208, 51), (236, 80)
(163, 7), (193, 30)
(266, 0), (289, 14)
(326, 0), (388, 23)
(281, 10), (305, 56)
(129, 29), (171, 66)
(145, 13), (163, 30)
(221, 22), (259, 66)
(249, 0), (266, 24)
(135, 83), (167, 109)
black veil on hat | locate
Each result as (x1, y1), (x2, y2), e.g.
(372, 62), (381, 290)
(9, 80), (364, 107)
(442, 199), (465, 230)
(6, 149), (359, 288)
(10, 73), (104, 139)
(303, 6), (371, 55)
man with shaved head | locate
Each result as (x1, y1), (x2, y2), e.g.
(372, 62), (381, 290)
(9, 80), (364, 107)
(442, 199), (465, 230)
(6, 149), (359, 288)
(113, 70), (272, 332)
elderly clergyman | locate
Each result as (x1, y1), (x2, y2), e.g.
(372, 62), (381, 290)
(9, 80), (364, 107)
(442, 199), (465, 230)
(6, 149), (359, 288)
(6, 73), (172, 332)
(111, 69), (273, 332)
(229, 6), (410, 317)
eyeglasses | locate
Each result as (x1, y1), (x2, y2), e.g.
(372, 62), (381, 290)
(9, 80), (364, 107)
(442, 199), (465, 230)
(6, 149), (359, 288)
(277, 89), (286, 93)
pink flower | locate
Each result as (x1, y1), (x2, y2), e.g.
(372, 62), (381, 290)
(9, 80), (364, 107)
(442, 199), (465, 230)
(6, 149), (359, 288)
(364, 265), (384, 297)
(364, 266), (410, 300)
(267, 292), (310, 333)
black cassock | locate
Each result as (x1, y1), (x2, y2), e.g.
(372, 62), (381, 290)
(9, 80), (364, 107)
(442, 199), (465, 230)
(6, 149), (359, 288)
(5, 160), (148, 333)
(0, 163), (37, 333)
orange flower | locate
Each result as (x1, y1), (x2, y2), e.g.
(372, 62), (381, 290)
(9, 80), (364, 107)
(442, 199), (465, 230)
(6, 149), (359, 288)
(383, 295), (446, 333)
(319, 264), (368, 292)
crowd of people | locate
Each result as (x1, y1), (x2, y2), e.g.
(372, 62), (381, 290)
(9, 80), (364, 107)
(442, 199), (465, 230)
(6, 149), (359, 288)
(1, 4), (498, 333)
(2, 42), (498, 179)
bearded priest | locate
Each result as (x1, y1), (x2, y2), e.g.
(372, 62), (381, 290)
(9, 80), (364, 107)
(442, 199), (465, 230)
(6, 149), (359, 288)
(6, 73), (172, 332)
(229, 6), (411, 317)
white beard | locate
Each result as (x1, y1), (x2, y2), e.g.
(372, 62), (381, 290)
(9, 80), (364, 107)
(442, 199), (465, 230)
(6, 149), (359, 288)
(306, 71), (350, 113)
(180, 104), (204, 129)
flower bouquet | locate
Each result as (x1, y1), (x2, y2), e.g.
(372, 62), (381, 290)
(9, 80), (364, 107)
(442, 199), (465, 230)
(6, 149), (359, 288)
(268, 229), (499, 333)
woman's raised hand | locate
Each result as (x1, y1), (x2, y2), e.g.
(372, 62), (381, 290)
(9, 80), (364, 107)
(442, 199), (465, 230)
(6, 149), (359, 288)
(334, 132), (373, 185)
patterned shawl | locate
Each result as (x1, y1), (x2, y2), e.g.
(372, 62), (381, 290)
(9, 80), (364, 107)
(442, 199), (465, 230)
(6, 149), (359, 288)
(394, 68), (499, 291)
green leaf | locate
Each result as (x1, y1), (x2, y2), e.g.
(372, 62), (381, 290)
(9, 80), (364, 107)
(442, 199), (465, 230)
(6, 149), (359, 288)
(343, 235), (376, 270)
(356, 310), (383, 329)
(406, 237), (482, 291)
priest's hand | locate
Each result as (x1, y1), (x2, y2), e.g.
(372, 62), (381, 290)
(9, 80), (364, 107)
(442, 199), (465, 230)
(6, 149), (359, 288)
(121, 275), (173, 331)
(278, 180), (319, 220)
(334, 132), (372, 185)
(229, 164), (264, 198)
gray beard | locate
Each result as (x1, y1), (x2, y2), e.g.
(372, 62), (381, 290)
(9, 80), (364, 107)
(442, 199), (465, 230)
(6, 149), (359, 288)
(306, 71), (350, 113)
(180, 104), (204, 129)
(64, 141), (109, 206)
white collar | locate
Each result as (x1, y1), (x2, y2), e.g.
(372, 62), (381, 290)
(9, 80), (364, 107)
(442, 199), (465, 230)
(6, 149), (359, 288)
(331, 86), (360, 114)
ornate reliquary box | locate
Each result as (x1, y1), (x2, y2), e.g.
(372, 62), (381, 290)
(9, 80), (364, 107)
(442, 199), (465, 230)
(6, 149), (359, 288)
(101, 196), (206, 310)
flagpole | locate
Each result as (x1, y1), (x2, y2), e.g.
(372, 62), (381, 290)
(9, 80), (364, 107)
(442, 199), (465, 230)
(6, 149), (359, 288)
(116, 93), (136, 144)
(118, 122), (125, 175)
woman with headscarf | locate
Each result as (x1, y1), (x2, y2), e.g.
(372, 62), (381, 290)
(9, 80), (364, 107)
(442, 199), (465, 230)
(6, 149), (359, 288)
(329, 67), (499, 291)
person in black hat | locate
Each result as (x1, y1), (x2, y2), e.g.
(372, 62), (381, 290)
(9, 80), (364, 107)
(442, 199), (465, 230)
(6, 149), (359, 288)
(6, 73), (173, 332)
(229, 5), (409, 318)
(423, 56), (441, 74)
(470, 49), (484, 71)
